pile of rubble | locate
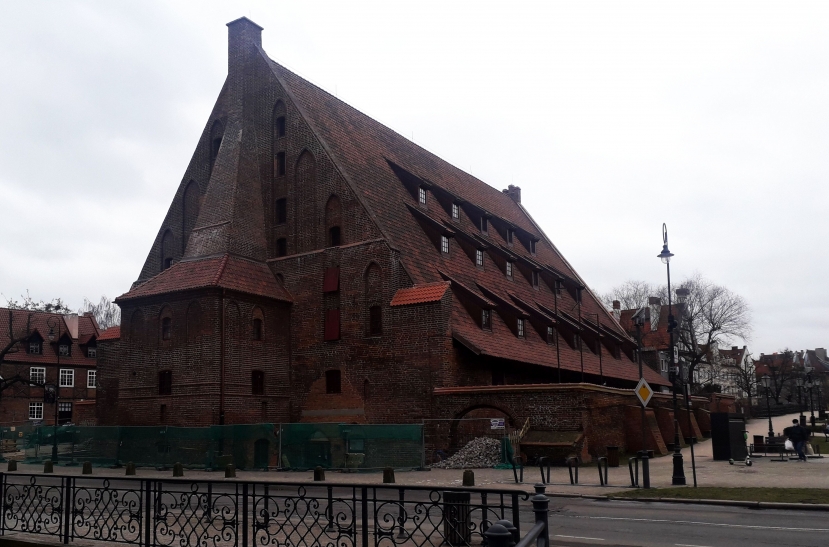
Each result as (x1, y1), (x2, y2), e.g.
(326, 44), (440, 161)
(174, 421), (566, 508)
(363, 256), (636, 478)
(432, 437), (503, 469)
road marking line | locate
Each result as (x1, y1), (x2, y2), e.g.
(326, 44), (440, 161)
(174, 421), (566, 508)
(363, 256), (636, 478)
(555, 534), (605, 541)
(572, 515), (829, 532)
(676, 544), (712, 547)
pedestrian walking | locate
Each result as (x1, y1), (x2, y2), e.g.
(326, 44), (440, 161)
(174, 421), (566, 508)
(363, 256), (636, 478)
(783, 419), (809, 461)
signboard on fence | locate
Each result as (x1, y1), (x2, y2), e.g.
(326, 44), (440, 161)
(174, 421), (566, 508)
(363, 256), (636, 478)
(490, 418), (505, 430)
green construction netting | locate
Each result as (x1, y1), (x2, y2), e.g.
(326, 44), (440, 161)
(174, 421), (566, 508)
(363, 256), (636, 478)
(279, 423), (423, 470)
(22, 424), (277, 469)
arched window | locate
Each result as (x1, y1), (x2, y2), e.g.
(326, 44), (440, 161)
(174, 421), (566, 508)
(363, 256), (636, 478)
(325, 370), (341, 394)
(210, 120), (224, 166)
(325, 195), (343, 247)
(160, 230), (174, 271)
(252, 307), (265, 341)
(159, 307), (173, 343)
(130, 309), (145, 345)
(186, 301), (203, 340)
(364, 263), (382, 336)
(182, 181), (201, 252)
(273, 101), (287, 140)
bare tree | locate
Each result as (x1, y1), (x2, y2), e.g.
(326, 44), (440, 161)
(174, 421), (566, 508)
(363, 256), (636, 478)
(759, 349), (798, 404)
(672, 273), (752, 391)
(79, 296), (120, 329)
(600, 280), (662, 310)
(3, 290), (71, 314)
(733, 351), (758, 405)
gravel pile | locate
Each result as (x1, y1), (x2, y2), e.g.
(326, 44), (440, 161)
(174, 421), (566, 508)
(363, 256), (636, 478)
(432, 437), (502, 469)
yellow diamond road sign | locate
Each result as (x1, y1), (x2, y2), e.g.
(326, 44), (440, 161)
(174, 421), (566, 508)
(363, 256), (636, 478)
(635, 378), (654, 407)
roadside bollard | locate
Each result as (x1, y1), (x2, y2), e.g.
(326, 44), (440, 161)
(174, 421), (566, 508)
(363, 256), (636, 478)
(641, 454), (650, 489)
(173, 462), (184, 477)
(7, 460), (17, 472)
(494, 519), (519, 545)
(483, 523), (513, 547)
(125, 462), (136, 476)
(225, 463), (236, 478)
(314, 466), (325, 481)
(44, 460), (54, 474)
(383, 467), (395, 484)
(82, 461), (92, 475)
(462, 469), (475, 486)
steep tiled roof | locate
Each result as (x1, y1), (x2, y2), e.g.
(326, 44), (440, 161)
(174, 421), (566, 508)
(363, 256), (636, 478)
(0, 308), (97, 366)
(98, 326), (121, 341)
(390, 282), (449, 307)
(117, 254), (292, 303)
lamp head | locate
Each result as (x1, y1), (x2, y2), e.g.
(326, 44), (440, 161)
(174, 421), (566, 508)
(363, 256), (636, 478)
(806, 380), (813, 389)
(658, 223), (674, 264)
(760, 374), (770, 389)
(47, 327), (55, 342)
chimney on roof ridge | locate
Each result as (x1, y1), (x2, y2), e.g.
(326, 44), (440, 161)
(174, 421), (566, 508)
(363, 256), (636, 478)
(612, 300), (621, 321)
(64, 313), (79, 339)
(227, 17), (263, 74)
(502, 185), (521, 203)
(675, 288), (689, 303)
(817, 348), (827, 361)
(732, 346), (738, 352)
(648, 296), (661, 332)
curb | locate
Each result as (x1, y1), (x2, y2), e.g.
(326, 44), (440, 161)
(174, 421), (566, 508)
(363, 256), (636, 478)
(543, 491), (829, 511)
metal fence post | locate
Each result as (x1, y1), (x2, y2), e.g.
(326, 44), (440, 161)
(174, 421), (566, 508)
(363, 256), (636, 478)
(361, 486), (368, 547)
(62, 477), (72, 544)
(143, 480), (151, 547)
(242, 482), (249, 547)
(511, 492), (520, 539)
(0, 472), (5, 537)
(532, 492), (550, 547)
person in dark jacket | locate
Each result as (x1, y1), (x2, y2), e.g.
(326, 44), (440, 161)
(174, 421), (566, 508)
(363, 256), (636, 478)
(783, 419), (809, 461)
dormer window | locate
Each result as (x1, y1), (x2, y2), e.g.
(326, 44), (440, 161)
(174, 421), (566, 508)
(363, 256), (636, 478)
(440, 235), (450, 254)
(418, 187), (427, 205)
(480, 217), (488, 235)
(505, 261), (513, 279)
(58, 344), (70, 357)
(452, 203), (460, 220)
(517, 318), (525, 338)
(87, 347), (97, 358)
(530, 240), (537, 255)
(29, 341), (41, 354)
(475, 249), (484, 267)
(507, 229), (514, 245)
(546, 326), (555, 344)
(481, 309), (492, 330)
(532, 271), (539, 289)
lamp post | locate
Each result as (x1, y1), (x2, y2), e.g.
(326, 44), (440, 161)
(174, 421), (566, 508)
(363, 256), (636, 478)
(796, 377), (805, 426)
(760, 374), (773, 441)
(806, 378), (816, 427)
(46, 316), (61, 462)
(818, 384), (825, 419)
(657, 223), (685, 486)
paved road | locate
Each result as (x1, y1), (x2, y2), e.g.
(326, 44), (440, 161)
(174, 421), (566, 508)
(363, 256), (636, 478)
(532, 497), (828, 547)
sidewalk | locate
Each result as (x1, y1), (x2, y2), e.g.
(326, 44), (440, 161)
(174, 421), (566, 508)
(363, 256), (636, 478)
(6, 413), (826, 496)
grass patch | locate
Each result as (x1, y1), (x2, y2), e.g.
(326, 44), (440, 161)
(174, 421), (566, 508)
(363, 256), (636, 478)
(614, 487), (829, 504)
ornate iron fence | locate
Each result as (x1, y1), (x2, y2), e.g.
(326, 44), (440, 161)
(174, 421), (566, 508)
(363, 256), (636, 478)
(0, 473), (531, 546)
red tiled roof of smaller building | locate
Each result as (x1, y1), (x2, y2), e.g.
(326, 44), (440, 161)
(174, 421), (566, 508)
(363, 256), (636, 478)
(117, 254), (293, 303)
(0, 308), (97, 366)
(98, 326), (121, 341)
(390, 282), (450, 307)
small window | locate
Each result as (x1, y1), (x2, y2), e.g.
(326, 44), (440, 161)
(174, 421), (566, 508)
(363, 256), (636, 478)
(532, 271), (539, 289)
(507, 229), (513, 245)
(253, 318), (263, 341)
(531, 240), (537, 255)
(481, 217), (488, 235)
(29, 341), (41, 354)
(276, 116), (286, 138)
(325, 370), (342, 394)
(276, 152), (286, 176)
(329, 226), (341, 247)
(87, 370), (96, 388)
(475, 249), (484, 267)
(87, 347), (97, 358)
(58, 402), (72, 424)
(418, 187), (427, 205)
(441, 235), (449, 254)
(30, 367), (45, 385)
(276, 238), (287, 257)
(546, 326), (555, 344)
(161, 317), (172, 341)
(517, 318), (525, 338)
(163, 257), (173, 270)
(211, 137), (222, 159)
(276, 198), (287, 224)
(252, 370), (265, 395)
(661, 357), (668, 373)
(59, 369), (74, 387)
(29, 402), (43, 421)
(481, 309), (491, 330)
(452, 203), (460, 219)
(159, 370), (172, 396)
(506, 262), (513, 279)
(369, 305), (382, 336)
(324, 309), (341, 341)
(59, 344), (70, 357)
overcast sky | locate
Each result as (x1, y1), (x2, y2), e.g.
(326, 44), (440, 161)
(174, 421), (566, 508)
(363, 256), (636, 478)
(1, 1), (827, 355)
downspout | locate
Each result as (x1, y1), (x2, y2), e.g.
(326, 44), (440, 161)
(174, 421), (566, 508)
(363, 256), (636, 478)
(554, 281), (561, 383)
(219, 288), (225, 425)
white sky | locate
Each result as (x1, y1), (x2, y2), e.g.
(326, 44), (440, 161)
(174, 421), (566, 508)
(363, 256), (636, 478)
(1, 1), (827, 355)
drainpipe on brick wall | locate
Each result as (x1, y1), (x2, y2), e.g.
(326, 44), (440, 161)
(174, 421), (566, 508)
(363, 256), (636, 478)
(219, 288), (225, 425)
(555, 281), (561, 383)
(578, 288), (584, 383)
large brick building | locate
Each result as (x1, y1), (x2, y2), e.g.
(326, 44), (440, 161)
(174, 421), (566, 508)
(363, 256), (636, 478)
(97, 18), (672, 455)
(0, 309), (99, 427)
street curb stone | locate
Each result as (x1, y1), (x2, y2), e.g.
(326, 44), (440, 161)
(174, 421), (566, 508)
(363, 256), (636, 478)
(545, 491), (829, 511)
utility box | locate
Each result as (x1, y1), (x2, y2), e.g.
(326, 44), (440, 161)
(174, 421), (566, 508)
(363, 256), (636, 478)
(711, 413), (747, 461)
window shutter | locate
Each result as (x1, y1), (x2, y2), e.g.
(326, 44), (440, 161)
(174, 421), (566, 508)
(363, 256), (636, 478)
(324, 308), (340, 341)
(323, 267), (340, 292)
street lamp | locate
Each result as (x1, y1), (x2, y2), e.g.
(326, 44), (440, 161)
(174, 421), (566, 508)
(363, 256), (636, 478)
(46, 316), (61, 462)
(806, 378), (816, 427)
(796, 377), (805, 426)
(760, 374), (774, 442)
(658, 223), (685, 486)
(818, 384), (825, 420)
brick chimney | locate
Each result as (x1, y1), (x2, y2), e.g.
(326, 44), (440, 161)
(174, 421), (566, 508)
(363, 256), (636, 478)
(227, 17), (263, 75)
(675, 288), (689, 303)
(502, 185), (521, 203)
(648, 297), (661, 331)
(817, 348), (827, 361)
(612, 300), (621, 321)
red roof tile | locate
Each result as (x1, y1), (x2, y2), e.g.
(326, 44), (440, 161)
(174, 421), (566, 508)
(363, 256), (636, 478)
(390, 282), (450, 307)
(117, 254), (292, 303)
(98, 326), (121, 341)
(0, 308), (97, 366)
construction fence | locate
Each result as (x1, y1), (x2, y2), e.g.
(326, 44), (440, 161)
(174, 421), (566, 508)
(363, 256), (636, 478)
(7, 422), (424, 471)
